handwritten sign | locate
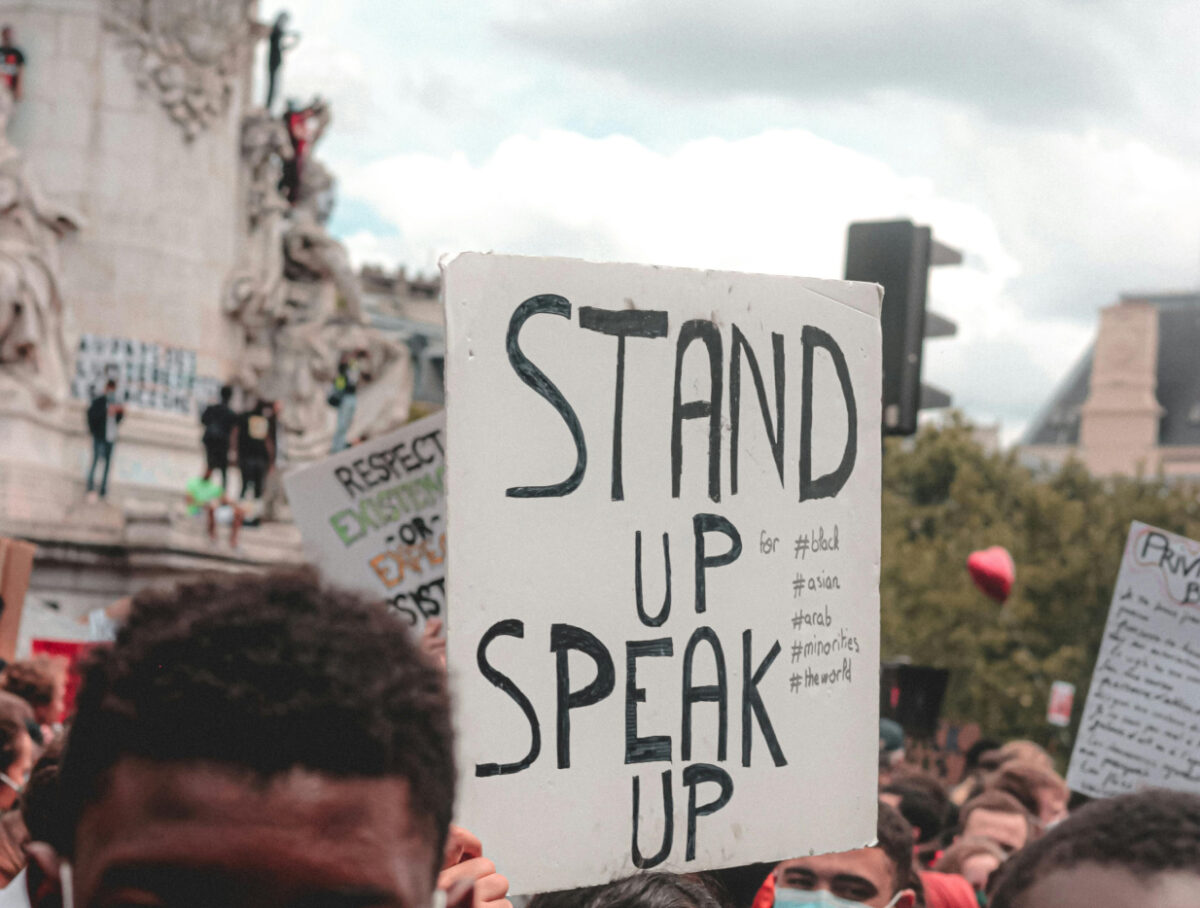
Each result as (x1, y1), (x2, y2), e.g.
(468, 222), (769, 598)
(283, 411), (446, 630)
(444, 254), (882, 893)
(1067, 522), (1200, 797)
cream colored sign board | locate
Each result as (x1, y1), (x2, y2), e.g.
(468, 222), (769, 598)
(445, 254), (882, 893)
(1068, 522), (1200, 797)
(283, 410), (446, 631)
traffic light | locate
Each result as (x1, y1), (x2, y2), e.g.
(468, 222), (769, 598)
(843, 220), (961, 436)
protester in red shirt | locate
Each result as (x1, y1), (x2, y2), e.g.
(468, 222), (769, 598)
(0, 27), (23, 101)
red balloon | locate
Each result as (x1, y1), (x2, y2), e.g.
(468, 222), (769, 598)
(967, 546), (1015, 602)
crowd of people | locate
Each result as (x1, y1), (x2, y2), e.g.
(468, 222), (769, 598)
(0, 571), (1190, 908)
(89, 376), (364, 542)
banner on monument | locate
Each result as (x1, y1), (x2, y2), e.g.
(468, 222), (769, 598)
(444, 253), (883, 893)
(1067, 522), (1200, 797)
(283, 411), (446, 630)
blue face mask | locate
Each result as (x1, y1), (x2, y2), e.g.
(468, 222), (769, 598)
(775, 887), (904, 908)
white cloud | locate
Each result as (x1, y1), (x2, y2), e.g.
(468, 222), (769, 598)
(338, 127), (1088, 440)
(344, 128), (991, 275)
(259, 0), (1200, 444)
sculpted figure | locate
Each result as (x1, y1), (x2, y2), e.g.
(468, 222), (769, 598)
(0, 89), (82, 405)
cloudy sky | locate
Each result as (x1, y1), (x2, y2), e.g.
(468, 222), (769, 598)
(262, 0), (1200, 443)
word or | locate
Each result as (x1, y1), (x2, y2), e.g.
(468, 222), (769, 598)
(504, 298), (859, 504)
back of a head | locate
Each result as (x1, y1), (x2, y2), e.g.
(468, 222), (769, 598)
(963, 738), (1002, 776)
(0, 691), (34, 726)
(934, 836), (1007, 875)
(220, 384), (233, 403)
(58, 569), (455, 856)
(0, 690), (39, 746)
(883, 768), (951, 843)
(989, 788), (1200, 907)
(996, 741), (1052, 772)
(0, 714), (27, 773)
(960, 790), (1029, 827)
(583, 873), (728, 908)
(988, 762), (1066, 818)
(877, 800), (923, 897)
(22, 734), (65, 849)
(3, 657), (63, 710)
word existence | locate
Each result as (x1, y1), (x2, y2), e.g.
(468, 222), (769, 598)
(446, 254), (882, 893)
(1067, 522), (1200, 798)
(283, 411), (447, 629)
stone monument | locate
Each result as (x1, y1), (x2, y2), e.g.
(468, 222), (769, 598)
(0, 1), (414, 622)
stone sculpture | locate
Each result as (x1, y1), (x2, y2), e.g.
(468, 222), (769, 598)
(103, 0), (258, 141)
(224, 92), (412, 465)
(0, 88), (82, 406)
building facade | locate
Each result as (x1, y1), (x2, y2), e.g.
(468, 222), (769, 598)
(1020, 293), (1200, 478)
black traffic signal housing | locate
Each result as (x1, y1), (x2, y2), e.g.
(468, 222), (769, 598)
(843, 220), (961, 436)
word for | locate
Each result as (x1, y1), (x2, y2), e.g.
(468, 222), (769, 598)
(504, 297), (859, 504)
(328, 465), (445, 546)
(474, 512), (785, 869)
(793, 525), (839, 560)
(333, 429), (445, 500)
(793, 572), (841, 598)
(759, 531), (780, 555)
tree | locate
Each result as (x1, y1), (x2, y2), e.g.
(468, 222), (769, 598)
(881, 415), (1200, 751)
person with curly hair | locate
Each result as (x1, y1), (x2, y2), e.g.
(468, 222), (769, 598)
(988, 788), (1200, 908)
(21, 570), (508, 908)
(1, 658), (65, 739)
(934, 836), (1007, 895)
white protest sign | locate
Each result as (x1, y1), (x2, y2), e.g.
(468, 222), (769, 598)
(444, 253), (882, 893)
(1067, 522), (1200, 797)
(283, 410), (446, 629)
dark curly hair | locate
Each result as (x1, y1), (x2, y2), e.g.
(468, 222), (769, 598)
(527, 871), (728, 908)
(57, 570), (455, 861)
(584, 872), (728, 908)
(3, 656), (64, 709)
(989, 788), (1200, 907)
(877, 801), (923, 897)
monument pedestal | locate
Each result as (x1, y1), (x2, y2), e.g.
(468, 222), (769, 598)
(0, 0), (308, 632)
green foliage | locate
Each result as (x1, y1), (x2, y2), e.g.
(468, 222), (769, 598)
(881, 414), (1200, 750)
